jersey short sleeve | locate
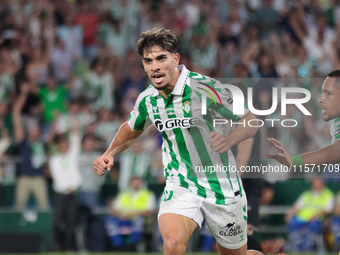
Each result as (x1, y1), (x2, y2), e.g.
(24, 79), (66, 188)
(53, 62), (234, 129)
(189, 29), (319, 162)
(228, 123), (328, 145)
(189, 75), (249, 122)
(331, 117), (340, 144)
(127, 95), (152, 131)
(216, 86), (249, 121)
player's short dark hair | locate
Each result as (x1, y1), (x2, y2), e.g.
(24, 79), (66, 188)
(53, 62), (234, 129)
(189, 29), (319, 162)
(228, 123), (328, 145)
(327, 70), (340, 87)
(327, 70), (340, 78)
(136, 28), (179, 57)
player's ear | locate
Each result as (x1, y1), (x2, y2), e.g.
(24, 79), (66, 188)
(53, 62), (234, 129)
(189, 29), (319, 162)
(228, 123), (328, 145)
(173, 53), (180, 67)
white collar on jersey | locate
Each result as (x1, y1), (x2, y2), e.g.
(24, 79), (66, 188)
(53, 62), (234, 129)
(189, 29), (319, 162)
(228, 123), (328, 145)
(151, 64), (189, 97)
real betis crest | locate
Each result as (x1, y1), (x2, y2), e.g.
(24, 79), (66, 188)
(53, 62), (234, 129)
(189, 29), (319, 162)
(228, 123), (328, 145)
(183, 101), (191, 113)
(152, 106), (159, 114)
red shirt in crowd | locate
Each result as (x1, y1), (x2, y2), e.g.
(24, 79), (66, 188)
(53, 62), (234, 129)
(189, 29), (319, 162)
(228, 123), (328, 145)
(75, 12), (98, 46)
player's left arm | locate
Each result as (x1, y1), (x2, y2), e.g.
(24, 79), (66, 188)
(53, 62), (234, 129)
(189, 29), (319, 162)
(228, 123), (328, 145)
(299, 140), (340, 165)
(210, 111), (258, 154)
(266, 138), (340, 166)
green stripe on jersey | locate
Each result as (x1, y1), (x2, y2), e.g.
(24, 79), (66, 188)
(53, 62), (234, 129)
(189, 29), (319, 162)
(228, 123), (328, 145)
(184, 86), (225, 204)
(180, 86), (207, 198)
(150, 97), (189, 189)
(164, 93), (205, 196)
(134, 97), (148, 130)
(335, 117), (340, 140)
(193, 89), (234, 191)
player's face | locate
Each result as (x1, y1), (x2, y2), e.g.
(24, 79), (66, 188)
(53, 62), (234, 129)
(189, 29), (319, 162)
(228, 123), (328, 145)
(318, 77), (340, 121)
(142, 45), (180, 91)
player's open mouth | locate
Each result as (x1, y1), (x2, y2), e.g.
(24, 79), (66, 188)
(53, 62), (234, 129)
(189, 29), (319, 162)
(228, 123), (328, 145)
(321, 107), (327, 114)
(152, 73), (165, 84)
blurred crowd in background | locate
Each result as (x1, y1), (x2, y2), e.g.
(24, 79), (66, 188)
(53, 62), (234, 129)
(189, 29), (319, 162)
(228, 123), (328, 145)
(1, 0), (340, 252)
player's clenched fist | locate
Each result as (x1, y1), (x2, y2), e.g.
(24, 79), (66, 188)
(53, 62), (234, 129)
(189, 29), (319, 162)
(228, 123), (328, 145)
(209, 131), (232, 154)
(94, 155), (114, 176)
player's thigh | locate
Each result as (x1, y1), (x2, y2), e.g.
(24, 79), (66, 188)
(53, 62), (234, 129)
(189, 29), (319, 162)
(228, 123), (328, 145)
(159, 213), (198, 245)
(218, 243), (247, 255)
(158, 186), (203, 244)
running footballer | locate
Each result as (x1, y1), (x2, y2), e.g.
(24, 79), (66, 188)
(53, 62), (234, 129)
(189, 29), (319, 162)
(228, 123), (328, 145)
(94, 28), (261, 255)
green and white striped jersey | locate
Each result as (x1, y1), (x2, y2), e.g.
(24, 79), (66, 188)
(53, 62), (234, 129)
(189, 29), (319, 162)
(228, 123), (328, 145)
(127, 65), (249, 205)
(331, 117), (340, 144)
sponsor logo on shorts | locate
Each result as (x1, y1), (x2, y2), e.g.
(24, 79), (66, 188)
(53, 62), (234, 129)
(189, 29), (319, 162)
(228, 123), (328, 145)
(219, 222), (244, 236)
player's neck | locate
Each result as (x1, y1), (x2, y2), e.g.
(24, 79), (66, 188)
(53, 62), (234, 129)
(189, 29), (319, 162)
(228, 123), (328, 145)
(159, 67), (181, 99)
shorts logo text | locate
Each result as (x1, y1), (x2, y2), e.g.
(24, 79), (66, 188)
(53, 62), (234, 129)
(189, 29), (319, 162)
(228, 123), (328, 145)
(219, 222), (244, 236)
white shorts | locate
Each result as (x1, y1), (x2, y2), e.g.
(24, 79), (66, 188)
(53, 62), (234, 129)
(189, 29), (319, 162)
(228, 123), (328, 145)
(158, 186), (247, 250)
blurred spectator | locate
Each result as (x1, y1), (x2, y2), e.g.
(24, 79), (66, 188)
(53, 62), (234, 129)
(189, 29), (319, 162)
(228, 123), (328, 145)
(49, 118), (81, 251)
(118, 130), (157, 191)
(147, 147), (166, 185)
(19, 80), (42, 132)
(105, 176), (156, 248)
(58, 10), (83, 60)
(51, 38), (73, 84)
(38, 76), (67, 139)
(121, 65), (148, 98)
(253, 0), (281, 38)
(302, 14), (336, 76)
(190, 34), (217, 74)
(0, 114), (10, 206)
(96, 109), (121, 146)
(78, 133), (104, 209)
(121, 87), (140, 118)
(285, 178), (334, 252)
(75, 1), (98, 61)
(12, 90), (48, 211)
(219, 39), (241, 77)
(97, 14), (130, 59)
(255, 53), (279, 79)
(27, 0), (55, 46)
(0, 117), (10, 159)
(26, 32), (54, 85)
(0, 44), (17, 103)
(55, 99), (95, 135)
(1, 12), (18, 40)
(86, 59), (114, 111)
(331, 190), (340, 249)
(0, 102), (12, 137)
(109, 0), (140, 30)
(260, 181), (275, 206)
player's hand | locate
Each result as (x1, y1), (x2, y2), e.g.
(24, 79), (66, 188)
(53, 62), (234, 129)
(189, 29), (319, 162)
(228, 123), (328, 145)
(265, 138), (293, 166)
(209, 132), (232, 154)
(94, 155), (114, 176)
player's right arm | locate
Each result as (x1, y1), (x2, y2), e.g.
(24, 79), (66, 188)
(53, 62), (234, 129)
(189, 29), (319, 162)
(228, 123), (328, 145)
(94, 122), (144, 176)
